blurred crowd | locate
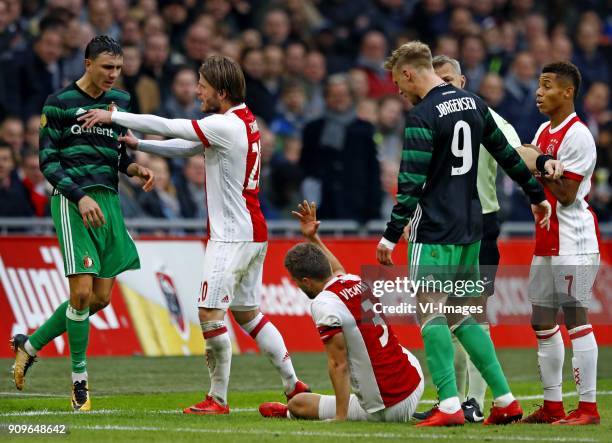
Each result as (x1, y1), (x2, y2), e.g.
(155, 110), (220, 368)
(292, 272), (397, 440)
(1, 0), (611, 227)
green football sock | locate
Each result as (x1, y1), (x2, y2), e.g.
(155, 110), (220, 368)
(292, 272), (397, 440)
(28, 300), (70, 352)
(421, 316), (458, 401)
(466, 323), (490, 410)
(66, 304), (90, 374)
(454, 317), (510, 398)
(453, 333), (468, 399)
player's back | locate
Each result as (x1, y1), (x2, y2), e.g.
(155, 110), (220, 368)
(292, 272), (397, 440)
(407, 83), (491, 245)
(311, 274), (422, 413)
(192, 104), (267, 242)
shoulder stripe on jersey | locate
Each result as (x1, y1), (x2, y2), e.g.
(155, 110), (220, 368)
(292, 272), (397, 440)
(317, 326), (342, 343)
(563, 171), (583, 182)
(191, 120), (210, 147)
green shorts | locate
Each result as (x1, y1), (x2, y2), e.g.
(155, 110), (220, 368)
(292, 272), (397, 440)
(408, 241), (481, 296)
(51, 188), (140, 278)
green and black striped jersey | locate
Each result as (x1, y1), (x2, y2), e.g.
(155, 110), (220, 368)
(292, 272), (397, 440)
(39, 82), (134, 203)
(383, 83), (545, 245)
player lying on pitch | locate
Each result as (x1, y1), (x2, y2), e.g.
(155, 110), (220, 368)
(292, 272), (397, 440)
(259, 201), (424, 422)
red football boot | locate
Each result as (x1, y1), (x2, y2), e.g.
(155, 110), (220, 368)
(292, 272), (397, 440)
(183, 395), (230, 415)
(259, 402), (289, 418)
(484, 400), (523, 425)
(414, 407), (465, 427)
(521, 401), (565, 424)
(553, 402), (600, 425)
(286, 380), (311, 400)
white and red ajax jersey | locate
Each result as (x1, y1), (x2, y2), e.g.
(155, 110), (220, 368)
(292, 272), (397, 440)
(191, 104), (267, 242)
(311, 274), (422, 413)
(532, 112), (599, 256)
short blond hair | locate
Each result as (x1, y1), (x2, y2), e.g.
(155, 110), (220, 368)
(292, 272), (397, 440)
(384, 41), (433, 72)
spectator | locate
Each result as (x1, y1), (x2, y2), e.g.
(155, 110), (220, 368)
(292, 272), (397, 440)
(180, 23), (212, 71)
(158, 66), (200, 120)
(551, 34), (573, 62)
(0, 141), (33, 217)
(376, 95), (404, 163)
(242, 47), (277, 123)
(356, 98), (378, 125)
(460, 35), (487, 93)
(269, 135), (304, 216)
(300, 74), (381, 222)
(120, 16), (143, 47)
(270, 80), (308, 141)
(141, 32), (175, 101)
(138, 155), (188, 220)
(434, 35), (459, 60)
(302, 50), (327, 120)
(24, 114), (40, 150)
(409, 0), (450, 45)
(479, 73), (508, 113)
(284, 41), (307, 80)
(160, 0), (189, 51)
(261, 7), (291, 46)
(572, 16), (611, 93)
(503, 51), (545, 141)
(580, 82), (611, 141)
(528, 35), (551, 71)
(63, 14), (95, 82)
(348, 68), (370, 102)
(0, 116), (24, 160)
(262, 45), (285, 104)
(449, 7), (479, 38)
(355, 30), (396, 98)
(17, 27), (66, 119)
(176, 154), (207, 220)
(87, 0), (120, 41)
(19, 148), (48, 216)
(116, 45), (161, 114)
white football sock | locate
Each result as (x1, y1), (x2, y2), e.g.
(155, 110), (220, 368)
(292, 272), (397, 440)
(241, 313), (298, 394)
(493, 392), (515, 407)
(71, 371), (88, 383)
(439, 396), (461, 414)
(536, 325), (564, 402)
(569, 324), (597, 403)
(467, 323), (489, 410)
(452, 334), (467, 399)
(202, 321), (232, 405)
(24, 340), (37, 357)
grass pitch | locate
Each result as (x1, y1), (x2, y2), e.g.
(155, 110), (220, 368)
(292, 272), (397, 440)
(1, 349), (611, 442)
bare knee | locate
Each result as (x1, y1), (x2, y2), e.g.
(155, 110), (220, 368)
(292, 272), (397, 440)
(199, 307), (225, 323)
(89, 297), (110, 316)
(288, 394), (310, 418)
(70, 286), (92, 310)
(231, 308), (260, 325)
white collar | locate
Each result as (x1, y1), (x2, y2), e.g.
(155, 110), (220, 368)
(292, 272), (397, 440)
(549, 112), (577, 134)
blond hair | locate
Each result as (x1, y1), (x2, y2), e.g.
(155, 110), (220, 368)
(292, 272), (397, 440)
(384, 41), (433, 72)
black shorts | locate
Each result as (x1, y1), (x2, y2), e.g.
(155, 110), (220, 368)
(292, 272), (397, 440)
(479, 212), (501, 296)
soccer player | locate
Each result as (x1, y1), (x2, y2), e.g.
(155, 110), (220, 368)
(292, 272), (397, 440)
(79, 55), (309, 414)
(411, 56), (563, 423)
(522, 62), (601, 425)
(10, 36), (155, 411)
(376, 41), (555, 426)
(259, 201), (424, 422)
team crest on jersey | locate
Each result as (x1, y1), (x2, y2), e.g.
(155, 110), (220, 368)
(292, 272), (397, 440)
(40, 114), (47, 128)
(107, 101), (117, 112)
(83, 256), (93, 268)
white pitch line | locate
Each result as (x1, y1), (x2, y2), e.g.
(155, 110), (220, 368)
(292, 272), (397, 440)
(0, 408), (257, 417)
(72, 425), (598, 442)
(417, 390), (612, 405)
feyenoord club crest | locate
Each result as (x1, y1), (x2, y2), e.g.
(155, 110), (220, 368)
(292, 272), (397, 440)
(83, 256), (93, 268)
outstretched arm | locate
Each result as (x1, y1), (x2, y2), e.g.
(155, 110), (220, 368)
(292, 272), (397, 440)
(291, 201), (345, 275)
(119, 132), (203, 158)
(79, 109), (201, 141)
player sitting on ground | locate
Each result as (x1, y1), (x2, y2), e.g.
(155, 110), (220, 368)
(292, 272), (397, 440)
(259, 201), (424, 422)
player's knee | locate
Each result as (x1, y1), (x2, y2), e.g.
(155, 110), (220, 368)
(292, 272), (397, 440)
(89, 297), (110, 315)
(530, 323), (557, 332)
(288, 394), (309, 418)
(70, 287), (92, 309)
(198, 307), (224, 323)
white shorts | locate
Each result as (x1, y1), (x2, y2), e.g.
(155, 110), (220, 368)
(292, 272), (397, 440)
(317, 351), (424, 422)
(528, 254), (600, 309)
(197, 240), (267, 311)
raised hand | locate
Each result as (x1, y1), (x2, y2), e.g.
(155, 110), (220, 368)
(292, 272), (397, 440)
(291, 200), (320, 239)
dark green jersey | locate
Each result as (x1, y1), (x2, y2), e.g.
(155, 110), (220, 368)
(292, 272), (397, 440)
(39, 82), (134, 203)
(383, 83), (545, 245)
